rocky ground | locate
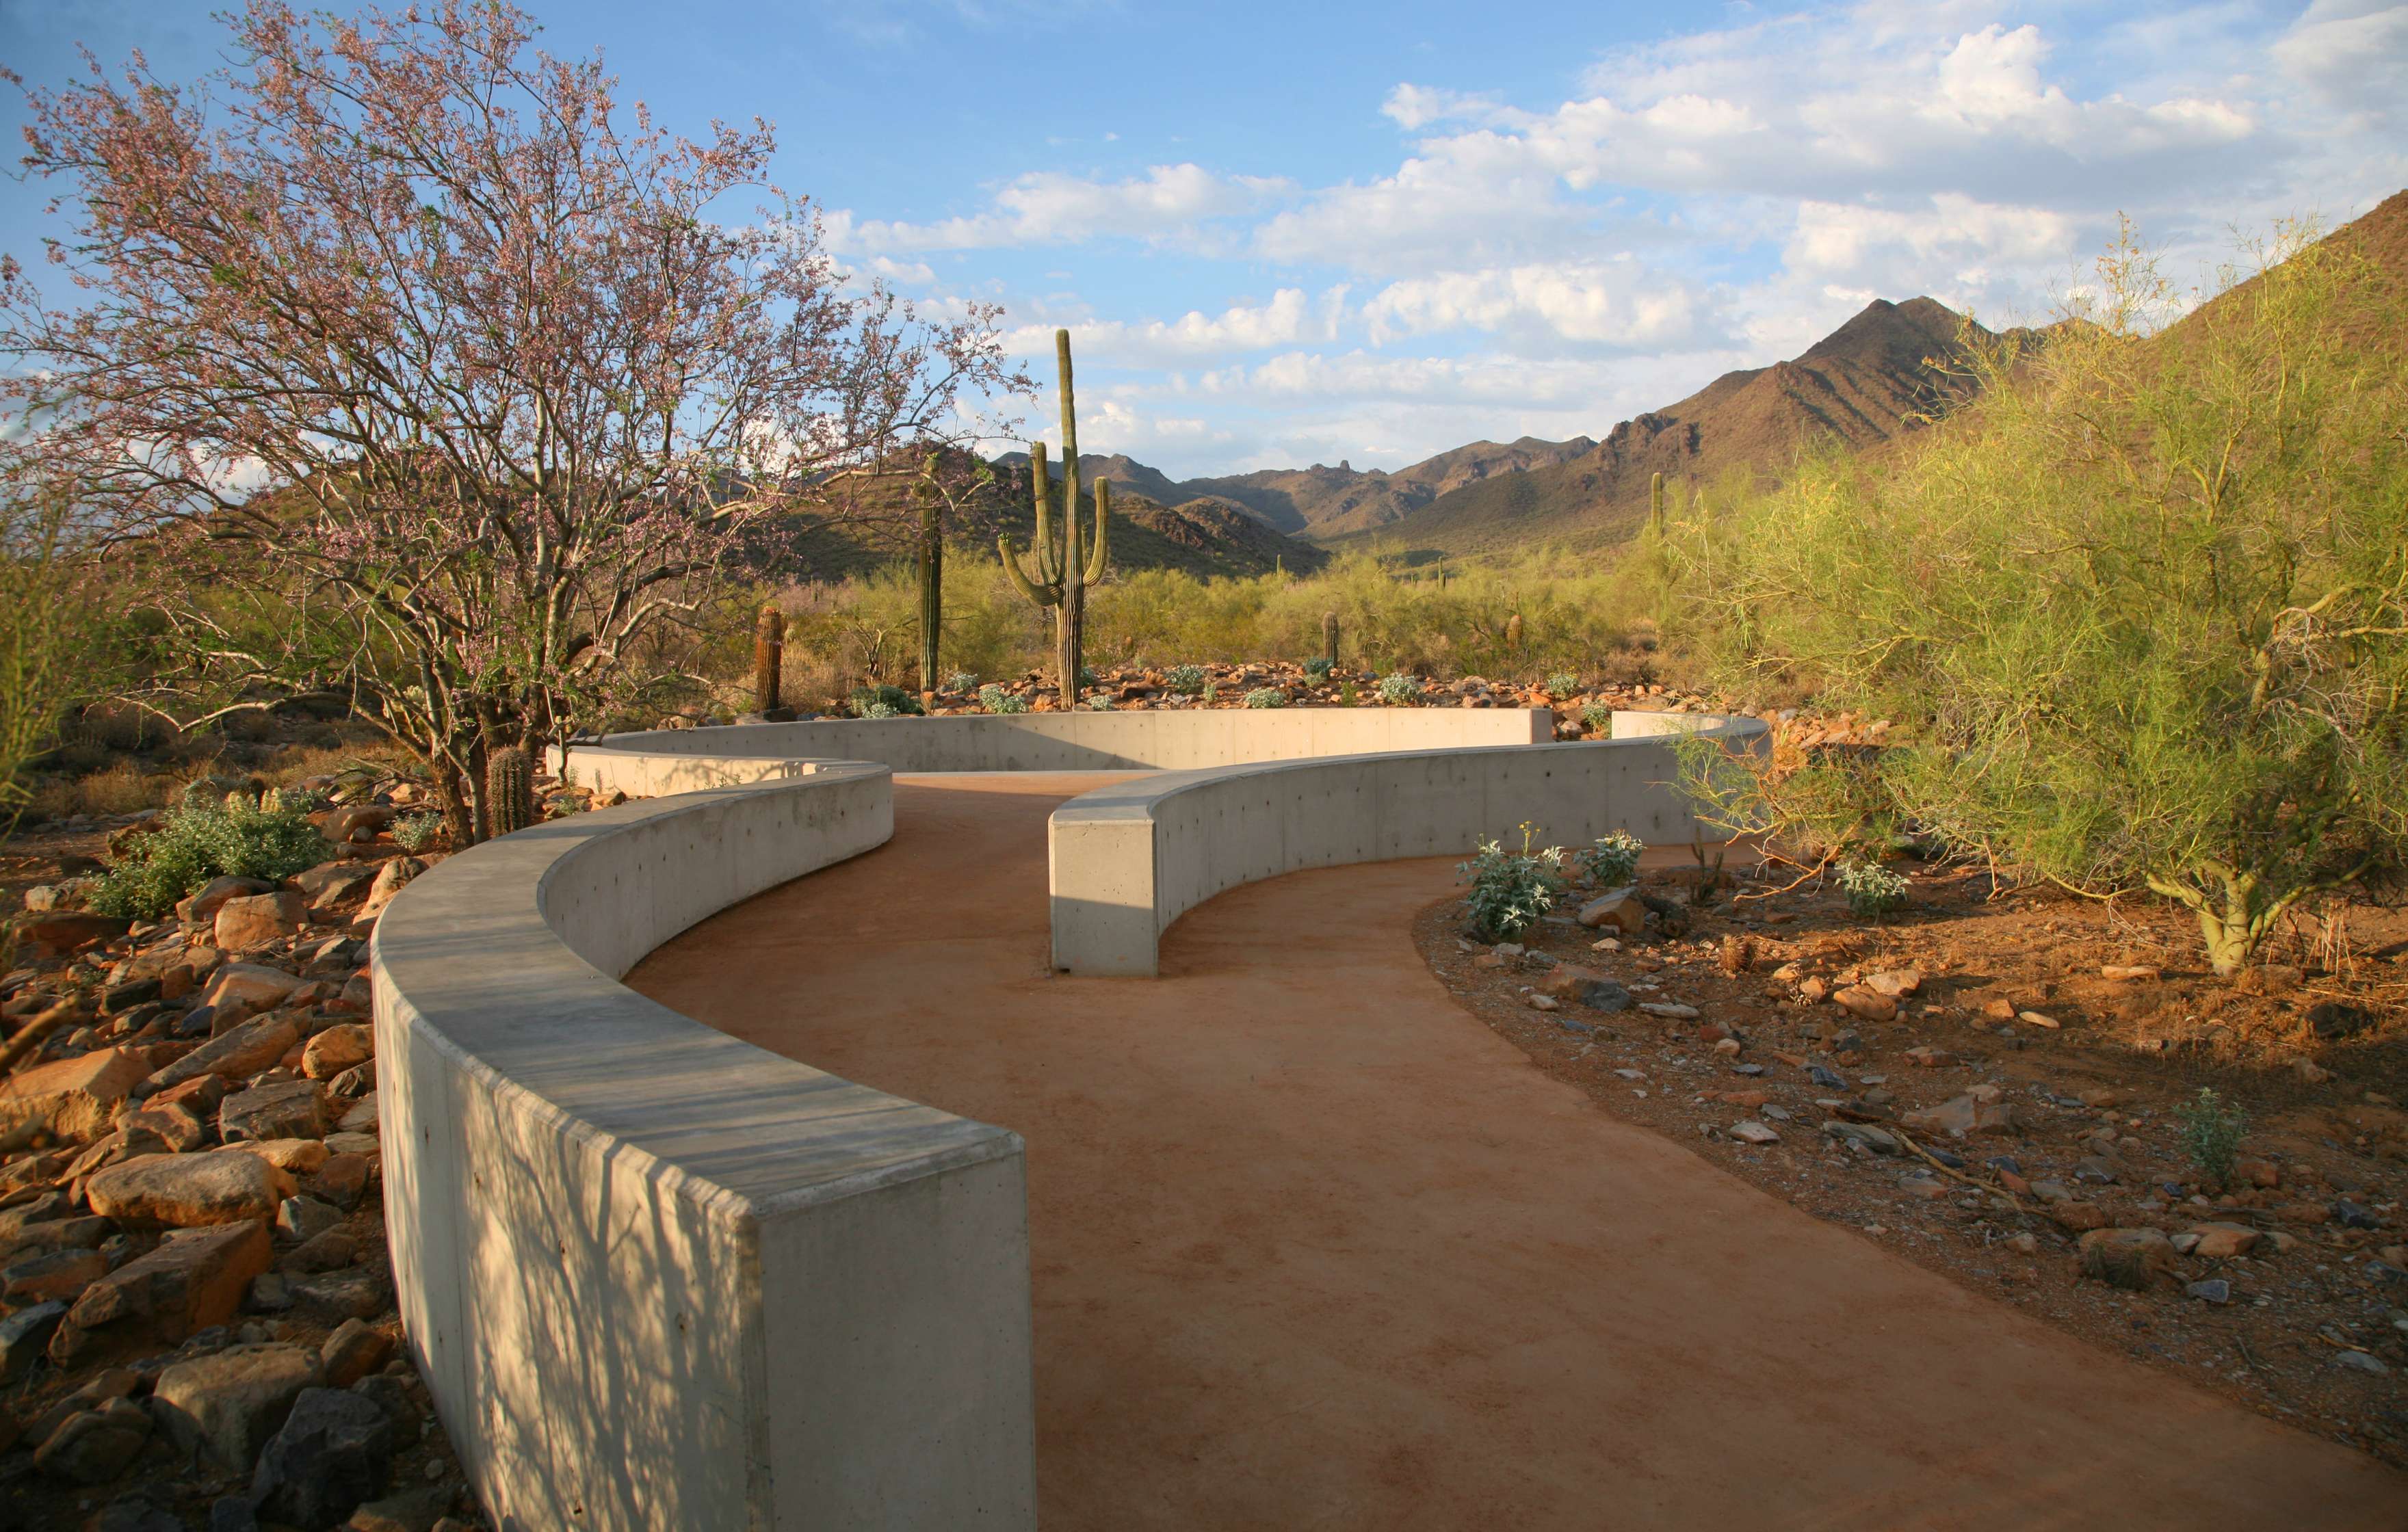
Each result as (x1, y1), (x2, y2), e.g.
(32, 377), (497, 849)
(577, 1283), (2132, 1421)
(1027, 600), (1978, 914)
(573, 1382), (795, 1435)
(0, 772), (608, 1529)
(1416, 856), (2408, 1467)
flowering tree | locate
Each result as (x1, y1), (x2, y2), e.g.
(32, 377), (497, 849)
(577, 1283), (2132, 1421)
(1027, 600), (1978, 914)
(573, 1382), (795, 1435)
(2, 0), (1021, 841)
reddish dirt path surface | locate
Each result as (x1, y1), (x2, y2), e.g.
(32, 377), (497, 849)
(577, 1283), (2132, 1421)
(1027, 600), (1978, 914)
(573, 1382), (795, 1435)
(627, 774), (2405, 1529)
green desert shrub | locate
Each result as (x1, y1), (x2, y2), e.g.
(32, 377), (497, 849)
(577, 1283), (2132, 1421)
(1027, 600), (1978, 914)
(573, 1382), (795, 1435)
(978, 683), (1029, 715)
(1679, 220), (2408, 973)
(1583, 830), (1646, 888)
(1545, 671), (1579, 695)
(848, 684), (923, 717)
(1164, 664), (1208, 696)
(1836, 858), (1909, 919)
(1580, 700), (1614, 732)
(1378, 672), (1419, 704)
(1242, 687), (1287, 709)
(392, 813), (445, 852)
(88, 795), (330, 919)
(1458, 823), (1569, 941)
(2175, 1087), (2249, 1189)
(1303, 656), (1334, 681)
(945, 670), (978, 692)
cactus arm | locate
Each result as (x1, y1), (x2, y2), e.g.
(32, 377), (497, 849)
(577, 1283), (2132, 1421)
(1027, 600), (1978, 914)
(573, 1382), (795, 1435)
(999, 533), (1061, 606)
(1027, 440), (1060, 584)
(1084, 479), (1110, 586)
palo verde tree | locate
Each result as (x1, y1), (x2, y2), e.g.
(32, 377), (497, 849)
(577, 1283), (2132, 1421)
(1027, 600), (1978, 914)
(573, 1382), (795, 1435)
(1681, 220), (2408, 973)
(1, 0), (1019, 842)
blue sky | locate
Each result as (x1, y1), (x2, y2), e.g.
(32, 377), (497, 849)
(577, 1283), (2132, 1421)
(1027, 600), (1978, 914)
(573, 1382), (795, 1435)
(4, 0), (2403, 476)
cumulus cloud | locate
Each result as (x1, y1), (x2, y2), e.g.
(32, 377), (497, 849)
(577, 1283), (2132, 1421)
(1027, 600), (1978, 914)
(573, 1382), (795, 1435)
(999, 286), (1351, 367)
(1360, 259), (1714, 350)
(825, 163), (1292, 254)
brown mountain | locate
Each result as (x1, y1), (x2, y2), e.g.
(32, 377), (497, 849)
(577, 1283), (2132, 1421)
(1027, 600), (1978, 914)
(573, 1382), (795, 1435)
(997, 436), (1595, 538)
(1331, 296), (1998, 557)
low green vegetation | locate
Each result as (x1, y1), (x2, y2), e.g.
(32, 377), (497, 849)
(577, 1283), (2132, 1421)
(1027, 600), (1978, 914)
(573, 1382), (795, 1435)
(1164, 664), (1208, 696)
(2175, 1087), (2250, 1189)
(1378, 672), (1419, 704)
(1582, 831), (1646, 888)
(1458, 823), (1568, 942)
(1243, 687), (1287, 709)
(978, 683), (1028, 715)
(88, 790), (329, 919)
(849, 684), (924, 718)
(1835, 858), (1910, 919)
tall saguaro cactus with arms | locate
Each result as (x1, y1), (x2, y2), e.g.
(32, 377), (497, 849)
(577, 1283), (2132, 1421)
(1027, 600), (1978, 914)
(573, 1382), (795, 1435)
(1001, 330), (1110, 706)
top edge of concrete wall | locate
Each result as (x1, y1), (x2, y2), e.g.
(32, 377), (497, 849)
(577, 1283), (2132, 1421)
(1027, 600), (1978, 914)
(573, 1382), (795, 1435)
(562, 707), (1554, 792)
(371, 764), (1017, 1218)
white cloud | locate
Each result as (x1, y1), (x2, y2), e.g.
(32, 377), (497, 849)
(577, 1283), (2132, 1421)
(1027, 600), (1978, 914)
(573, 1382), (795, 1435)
(1360, 259), (1712, 349)
(1001, 286), (1350, 367)
(825, 163), (1291, 254)
(2274, 1), (2408, 122)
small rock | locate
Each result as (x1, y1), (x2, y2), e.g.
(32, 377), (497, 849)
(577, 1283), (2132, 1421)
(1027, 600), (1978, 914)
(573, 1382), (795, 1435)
(2186, 1279), (2233, 1305)
(1576, 889), (1645, 934)
(303, 1023), (376, 1081)
(2333, 1200), (2380, 1230)
(345, 1485), (455, 1532)
(1900, 1093), (2021, 1139)
(2100, 965), (2161, 982)
(278, 1196), (347, 1244)
(1526, 993), (1559, 1012)
(0, 1299), (69, 1381)
(0, 1046), (151, 1151)
(2188, 1222), (2262, 1259)
(321, 1318), (395, 1389)
(1729, 1120), (1781, 1145)
(2078, 1227), (2177, 1290)
(67, 1219), (272, 1347)
(140, 1012), (303, 1096)
(1831, 986), (1897, 1022)
(2334, 1350), (2389, 1375)
(198, 963), (306, 1022)
(2016, 1010), (2062, 1030)
(1821, 1122), (1900, 1155)
(1, 1245), (107, 1305)
(1638, 1001), (1699, 1020)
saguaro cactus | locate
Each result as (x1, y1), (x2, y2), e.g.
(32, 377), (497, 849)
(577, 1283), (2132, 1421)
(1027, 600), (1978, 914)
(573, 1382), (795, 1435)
(1648, 471), (1666, 538)
(914, 468), (943, 694)
(486, 746), (535, 836)
(1322, 610), (1340, 667)
(752, 605), (784, 714)
(1000, 330), (1110, 705)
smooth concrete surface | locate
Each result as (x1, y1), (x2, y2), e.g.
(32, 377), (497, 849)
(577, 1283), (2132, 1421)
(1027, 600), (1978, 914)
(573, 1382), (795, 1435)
(1048, 711), (1766, 975)
(372, 763), (1036, 1531)
(562, 706), (1554, 795)
(631, 774), (2407, 1531)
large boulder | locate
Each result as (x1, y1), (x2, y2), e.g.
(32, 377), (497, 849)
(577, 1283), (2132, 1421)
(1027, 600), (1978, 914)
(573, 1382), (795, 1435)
(220, 1079), (328, 1144)
(0, 1046), (150, 1150)
(87, 1149), (294, 1228)
(215, 891), (309, 951)
(153, 1340), (322, 1471)
(141, 1013), (302, 1096)
(65, 1219), (271, 1348)
(301, 1023), (374, 1081)
(250, 1386), (395, 1528)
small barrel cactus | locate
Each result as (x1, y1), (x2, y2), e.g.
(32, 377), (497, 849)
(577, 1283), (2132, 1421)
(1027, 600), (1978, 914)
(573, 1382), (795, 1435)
(486, 746), (536, 836)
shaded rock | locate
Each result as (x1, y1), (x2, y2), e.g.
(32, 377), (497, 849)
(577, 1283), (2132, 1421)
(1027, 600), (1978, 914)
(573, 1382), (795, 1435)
(0, 1299), (68, 1381)
(349, 1374), (421, 1451)
(25, 910), (129, 955)
(1900, 1093), (2021, 1139)
(294, 862), (381, 912)
(91, 1488), (189, 1532)
(222, 1079), (328, 1144)
(356, 858), (425, 923)
(345, 1485), (455, 1532)
(335, 1092), (378, 1135)
(154, 1340), (322, 1470)
(2186, 1278), (2233, 1304)
(302, 1154), (369, 1213)
(280, 1230), (358, 1276)
(278, 1196), (345, 1245)
(1, 1244), (107, 1305)
(236, 1137), (330, 1176)
(1821, 1122), (1900, 1154)
(2079, 1227), (2177, 1290)
(252, 1386), (395, 1528)
(320, 1318), (394, 1389)
(289, 1266), (392, 1323)
(33, 1396), (152, 1484)
(88, 1150), (293, 1228)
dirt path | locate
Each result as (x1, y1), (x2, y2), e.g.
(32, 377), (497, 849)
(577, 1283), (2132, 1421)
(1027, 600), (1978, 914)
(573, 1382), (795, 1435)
(627, 774), (2404, 1529)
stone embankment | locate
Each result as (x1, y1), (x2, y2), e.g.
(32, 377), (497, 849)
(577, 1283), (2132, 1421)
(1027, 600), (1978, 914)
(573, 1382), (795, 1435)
(0, 776), (558, 1529)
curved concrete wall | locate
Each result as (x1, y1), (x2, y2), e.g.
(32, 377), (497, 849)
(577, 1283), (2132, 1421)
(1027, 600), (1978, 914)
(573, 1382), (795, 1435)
(373, 763), (1035, 1531)
(564, 706), (1552, 794)
(1048, 712), (1769, 976)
